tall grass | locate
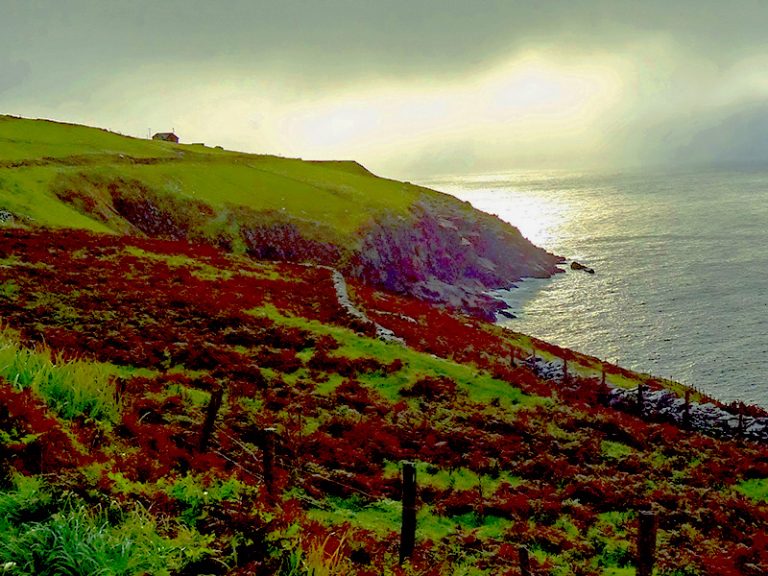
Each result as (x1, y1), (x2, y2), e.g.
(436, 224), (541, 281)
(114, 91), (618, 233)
(0, 475), (214, 576)
(282, 534), (351, 576)
(0, 329), (120, 423)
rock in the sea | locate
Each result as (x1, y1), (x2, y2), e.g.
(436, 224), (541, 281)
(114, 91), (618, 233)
(498, 310), (517, 320)
(570, 261), (595, 274)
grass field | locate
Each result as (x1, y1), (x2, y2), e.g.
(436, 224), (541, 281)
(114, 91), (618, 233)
(0, 115), (425, 236)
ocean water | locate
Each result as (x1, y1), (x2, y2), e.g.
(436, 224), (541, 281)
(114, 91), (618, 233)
(422, 168), (768, 408)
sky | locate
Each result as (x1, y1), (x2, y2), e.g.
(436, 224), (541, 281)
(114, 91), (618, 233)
(2, 0), (768, 178)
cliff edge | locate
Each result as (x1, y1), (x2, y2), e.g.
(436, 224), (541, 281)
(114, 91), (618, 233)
(0, 115), (562, 318)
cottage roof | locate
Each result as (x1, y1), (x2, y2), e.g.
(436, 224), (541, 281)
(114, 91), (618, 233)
(152, 132), (179, 142)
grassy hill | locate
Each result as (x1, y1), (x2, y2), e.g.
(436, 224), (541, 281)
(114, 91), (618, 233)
(1, 116), (767, 575)
(0, 115), (418, 236)
(0, 115), (562, 319)
(0, 228), (767, 576)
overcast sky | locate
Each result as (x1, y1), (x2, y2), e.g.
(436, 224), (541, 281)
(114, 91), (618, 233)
(2, 1), (768, 178)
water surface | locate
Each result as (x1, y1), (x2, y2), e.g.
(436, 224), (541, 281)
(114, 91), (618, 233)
(422, 169), (768, 407)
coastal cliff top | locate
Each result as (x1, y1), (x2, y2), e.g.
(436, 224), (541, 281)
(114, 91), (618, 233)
(0, 115), (562, 318)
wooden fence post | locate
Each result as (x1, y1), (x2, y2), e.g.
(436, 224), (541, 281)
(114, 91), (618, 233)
(263, 427), (277, 497)
(399, 461), (417, 564)
(737, 402), (745, 439)
(519, 545), (531, 576)
(199, 387), (224, 452)
(637, 510), (657, 576)
(683, 390), (691, 429)
(563, 359), (569, 383)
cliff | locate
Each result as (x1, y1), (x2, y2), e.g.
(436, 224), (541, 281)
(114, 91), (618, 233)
(0, 115), (562, 318)
(353, 195), (562, 318)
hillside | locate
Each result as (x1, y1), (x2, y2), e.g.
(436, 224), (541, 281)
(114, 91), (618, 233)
(0, 115), (562, 319)
(0, 228), (767, 575)
(1, 117), (767, 576)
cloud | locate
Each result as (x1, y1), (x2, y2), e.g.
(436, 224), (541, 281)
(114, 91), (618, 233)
(667, 103), (768, 167)
(4, 1), (768, 175)
(0, 59), (30, 95)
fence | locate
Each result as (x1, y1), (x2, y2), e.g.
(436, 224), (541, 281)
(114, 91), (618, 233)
(197, 390), (660, 573)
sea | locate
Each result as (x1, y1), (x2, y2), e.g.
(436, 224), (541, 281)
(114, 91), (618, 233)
(421, 168), (768, 409)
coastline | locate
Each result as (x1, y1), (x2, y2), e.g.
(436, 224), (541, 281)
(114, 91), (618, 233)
(435, 169), (768, 410)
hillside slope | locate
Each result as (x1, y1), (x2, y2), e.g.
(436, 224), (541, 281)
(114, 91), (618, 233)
(0, 228), (766, 575)
(0, 115), (562, 318)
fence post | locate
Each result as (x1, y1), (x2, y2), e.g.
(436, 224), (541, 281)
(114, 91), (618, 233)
(399, 461), (417, 564)
(199, 387), (224, 452)
(683, 390), (691, 429)
(637, 510), (657, 576)
(563, 359), (569, 383)
(737, 403), (745, 439)
(519, 545), (531, 576)
(115, 378), (127, 403)
(263, 427), (277, 498)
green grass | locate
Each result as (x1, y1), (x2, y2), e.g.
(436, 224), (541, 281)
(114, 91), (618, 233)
(447, 512), (514, 540)
(0, 475), (51, 531)
(307, 495), (402, 537)
(251, 306), (542, 410)
(601, 440), (635, 460)
(306, 494), (510, 544)
(589, 511), (635, 572)
(0, 115), (428, 238)
(110, 159), (419, 236)
(382, 461), (523, 493)
(0, 116), (181, 161)
(0, 329), (121, 423)
(735, 478), (768, 502)
(0, 476), (214, 576)
(163, 474), (244, 527)
(0, 169), (114, 232)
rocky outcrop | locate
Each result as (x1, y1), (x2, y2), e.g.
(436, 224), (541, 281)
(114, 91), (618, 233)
(239, 218), (341, 265)
(353, 196), (563, 319)
(570, 261), (594, 274)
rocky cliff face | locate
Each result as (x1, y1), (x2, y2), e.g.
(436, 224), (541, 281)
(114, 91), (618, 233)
(353, 195), (563, 319)
(52, 174), (562, 320)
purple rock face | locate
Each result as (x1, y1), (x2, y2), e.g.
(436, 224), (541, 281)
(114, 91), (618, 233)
(351, 197), (564, 319)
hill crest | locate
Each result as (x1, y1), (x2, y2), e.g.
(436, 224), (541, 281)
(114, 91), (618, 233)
(0, 114), (563, 318)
